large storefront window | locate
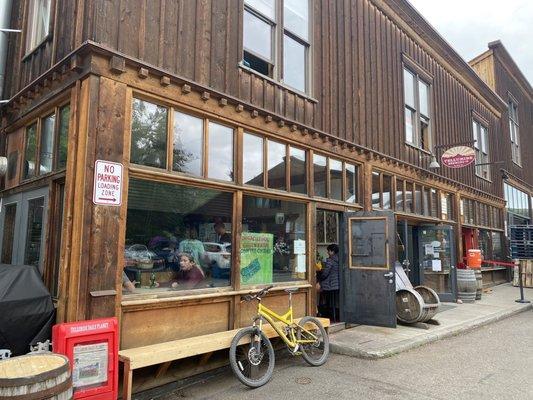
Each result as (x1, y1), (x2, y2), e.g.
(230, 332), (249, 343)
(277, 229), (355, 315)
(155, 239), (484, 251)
(124, 179), (233, 293)
(241, 195), (307, 284)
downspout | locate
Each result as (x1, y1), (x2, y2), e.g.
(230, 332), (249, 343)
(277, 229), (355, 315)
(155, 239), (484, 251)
(1, 0), (17, 102)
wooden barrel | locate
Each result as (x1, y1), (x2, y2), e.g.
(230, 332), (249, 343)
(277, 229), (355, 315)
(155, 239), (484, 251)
(414, 286), (441, 322)
(0, 353), (72, 400)
(396, 288), (424, 324)
(474, 269), (483, 300)
(457, 269), (476, 303)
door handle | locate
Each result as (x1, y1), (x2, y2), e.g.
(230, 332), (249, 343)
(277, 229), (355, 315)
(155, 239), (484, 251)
(383, 272), (394, 278)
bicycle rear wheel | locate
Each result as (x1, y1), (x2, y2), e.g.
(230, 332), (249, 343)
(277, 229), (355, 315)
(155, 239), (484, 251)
(296, 316), (329, 366)
(229, 327), (275, 388)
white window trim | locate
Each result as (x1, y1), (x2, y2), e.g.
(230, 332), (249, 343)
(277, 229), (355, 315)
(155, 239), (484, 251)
(25, 0), (52, 55)
(403, 67), (432, 152)
(242, 0), (311, 95)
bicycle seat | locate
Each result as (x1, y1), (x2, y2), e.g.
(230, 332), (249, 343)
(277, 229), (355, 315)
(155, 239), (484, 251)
(284, 288), (299, 293)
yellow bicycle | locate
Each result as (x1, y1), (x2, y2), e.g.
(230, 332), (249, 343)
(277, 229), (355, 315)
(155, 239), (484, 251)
(229, 286), (329, 387)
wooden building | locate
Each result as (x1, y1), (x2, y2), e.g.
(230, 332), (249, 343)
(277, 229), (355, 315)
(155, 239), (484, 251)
(0, 0), (530, 394)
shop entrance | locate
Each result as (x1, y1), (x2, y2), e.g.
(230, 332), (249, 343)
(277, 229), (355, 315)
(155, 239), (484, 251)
(397, 220), (457, 302)
(340, 210), (397, 328)
(0, 187), (49, 274)
(315, 209), (342, 322)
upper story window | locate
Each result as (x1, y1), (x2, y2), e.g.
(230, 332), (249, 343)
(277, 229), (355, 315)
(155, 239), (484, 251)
(243, 0), (310, 93)
(25, 0), (52, 53)
(403, 68), (431, 152)
(508, 99), (521, 165)
(472, 119), (490, 180)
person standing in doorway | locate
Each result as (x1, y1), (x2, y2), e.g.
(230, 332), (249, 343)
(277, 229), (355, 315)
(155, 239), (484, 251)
(317, 244), (340, 322)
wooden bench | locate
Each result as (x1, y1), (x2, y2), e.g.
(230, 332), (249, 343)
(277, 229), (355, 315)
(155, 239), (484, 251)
(118, 317), (330, 400)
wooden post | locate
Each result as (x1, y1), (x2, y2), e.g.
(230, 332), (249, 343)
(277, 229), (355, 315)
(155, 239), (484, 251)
(60, 75), (128, 322)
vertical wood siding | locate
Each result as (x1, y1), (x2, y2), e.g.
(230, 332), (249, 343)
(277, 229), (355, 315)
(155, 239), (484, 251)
(3, 0), (80, 97)
(4, 0), (515, 197)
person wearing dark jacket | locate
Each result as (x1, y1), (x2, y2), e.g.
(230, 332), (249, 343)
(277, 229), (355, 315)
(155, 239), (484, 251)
(317, 244), (340, 321)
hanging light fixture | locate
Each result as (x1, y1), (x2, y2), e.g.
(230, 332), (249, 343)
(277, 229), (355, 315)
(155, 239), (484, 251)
(429, 154), (440, 169)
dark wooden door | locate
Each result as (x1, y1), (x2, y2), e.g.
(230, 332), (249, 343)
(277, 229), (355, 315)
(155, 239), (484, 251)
(340, 210), (397, 327)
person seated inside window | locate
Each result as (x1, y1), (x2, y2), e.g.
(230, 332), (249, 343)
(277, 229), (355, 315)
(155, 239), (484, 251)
(173, 253), (206, 289)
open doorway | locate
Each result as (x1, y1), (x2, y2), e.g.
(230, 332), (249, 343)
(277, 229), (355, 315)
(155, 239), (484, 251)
(315, 209), (342, 322)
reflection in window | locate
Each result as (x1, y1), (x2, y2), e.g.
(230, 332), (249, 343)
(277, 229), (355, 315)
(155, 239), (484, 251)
(329, 159), (343, 201)
(313, 154), (327, 197)
(284, 0), (308, 39)
(7, 151), (18, 181)
(57, 105), (70, 169)
(396, 179), (404, 211)
(403, 67), (431, 151)
(383, 175), (392, 209)
(346, 164), (357, 203)
(1, 204), (17, 264)
(243, 9), (273, 62)
(372, 171), (381, 208)
(24, 123), (38, 179)
(414, 185), (422, 214)
(131, 99), (168, 169)
(267, 140), (286, 190)
(430, 189), (439, 217)
(39, 114), (55, 174)
(289, 146), (306, 194)
(24, 197), (45, 268)
(208, 122), (233, 181)
(405, 182), (413, 213)
(26, 0), (51, 52)
(124, 179), (233, 293)
(441, 193), (453, 220)
(422, 188), (430, 216)
(283, 34), (306, 92)
(173, 111), (203, 176)
(243, 8), (274, 77)
(243, 133), (264, 186)
(242, 195), (306, 284)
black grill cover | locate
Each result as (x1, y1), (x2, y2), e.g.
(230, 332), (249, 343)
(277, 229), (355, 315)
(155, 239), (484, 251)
(0, 264), (55, 356)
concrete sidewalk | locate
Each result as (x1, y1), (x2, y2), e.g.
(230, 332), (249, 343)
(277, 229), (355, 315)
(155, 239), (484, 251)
(330, 283), (533, 359)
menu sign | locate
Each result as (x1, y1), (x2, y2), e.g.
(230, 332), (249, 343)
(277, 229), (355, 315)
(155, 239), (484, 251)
(240, 232), (273, 285)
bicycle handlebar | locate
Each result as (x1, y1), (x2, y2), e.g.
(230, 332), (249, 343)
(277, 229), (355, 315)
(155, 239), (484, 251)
(240, 285), (274, 302)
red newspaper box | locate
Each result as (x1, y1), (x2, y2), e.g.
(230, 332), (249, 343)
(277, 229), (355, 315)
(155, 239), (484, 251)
(53, 318), (118, 400)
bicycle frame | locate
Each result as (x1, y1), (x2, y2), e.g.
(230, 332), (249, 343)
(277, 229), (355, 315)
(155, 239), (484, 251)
(253, 294), (318, 349)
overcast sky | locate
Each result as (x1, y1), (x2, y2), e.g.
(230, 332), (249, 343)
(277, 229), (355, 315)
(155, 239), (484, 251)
(407, 0), (533, 85)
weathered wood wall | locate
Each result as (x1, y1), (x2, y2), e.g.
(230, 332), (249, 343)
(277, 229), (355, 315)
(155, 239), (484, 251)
(491, 49), (533, 187)
(3, 0), (81, 98)
(3, 0), (517, 198)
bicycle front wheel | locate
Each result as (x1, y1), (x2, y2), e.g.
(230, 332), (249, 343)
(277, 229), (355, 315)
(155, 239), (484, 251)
(297, 316), (330, 366)
(229, 327), (275, 388)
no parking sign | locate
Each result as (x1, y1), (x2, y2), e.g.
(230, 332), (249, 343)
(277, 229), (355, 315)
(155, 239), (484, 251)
(93, 160), (123, 206)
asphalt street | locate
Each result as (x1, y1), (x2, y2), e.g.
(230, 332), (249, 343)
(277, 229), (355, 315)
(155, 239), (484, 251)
(143, 310), (533, 400)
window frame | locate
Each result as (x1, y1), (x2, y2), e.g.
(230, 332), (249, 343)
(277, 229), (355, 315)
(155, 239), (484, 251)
(21, 101), (70, 183)
(402, 58), (433, 153)
(472, 118), (491, 181)
(508, 96), (521, 166)
(24, 0), (53, 56)
(242, 0), (312, 95)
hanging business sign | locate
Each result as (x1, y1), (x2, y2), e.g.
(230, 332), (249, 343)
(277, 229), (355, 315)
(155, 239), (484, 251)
(93, 160), (123, 206)
(441, 146), (476, 168)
